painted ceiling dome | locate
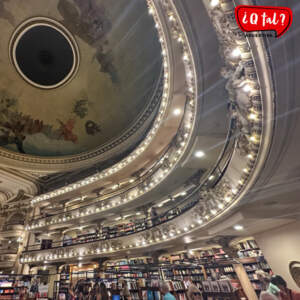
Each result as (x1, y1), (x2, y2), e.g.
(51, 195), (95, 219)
(0, 0), (161, 157)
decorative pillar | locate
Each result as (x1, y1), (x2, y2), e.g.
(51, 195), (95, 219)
(234, 263), (258, 300)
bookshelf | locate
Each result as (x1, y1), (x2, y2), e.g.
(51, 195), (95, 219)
(0, 275), (43, 300)
(231, 238), (272, 296)
(51, 239), (269, 300)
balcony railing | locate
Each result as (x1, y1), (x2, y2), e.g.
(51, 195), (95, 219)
(24, 193), (199, 252)
(23, 118), (236, 254)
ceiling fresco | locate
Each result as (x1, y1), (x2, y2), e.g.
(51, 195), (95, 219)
(0, 0), (162, 156)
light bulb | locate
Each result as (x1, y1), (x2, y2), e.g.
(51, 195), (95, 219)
(195, 151), (205, 158)
(232, 47), (241, 57)
(243, 84), (252, 92)
(248, 113), (258, 120)
(247, 153), (254, 159)
(173, 108), (181, 116)
(210, 0), (219, 7)
(182, 53), (189, 61)
(234, 224), (244, 231)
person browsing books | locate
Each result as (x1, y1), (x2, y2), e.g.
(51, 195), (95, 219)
(184, 277), (202, 300)
(271, 275), (300, 300)
(160, 282), (176, 300)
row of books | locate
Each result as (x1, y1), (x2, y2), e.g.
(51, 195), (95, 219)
(106, 258), (153, 267)
(236, 240), (258, 251)
(163, 269), (203, 276)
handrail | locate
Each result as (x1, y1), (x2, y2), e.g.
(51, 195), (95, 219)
(24, 194), (199, 252)
(23, 118), (236, 253)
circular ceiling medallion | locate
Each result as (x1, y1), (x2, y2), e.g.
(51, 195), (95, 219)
(9, 17), (80, 89)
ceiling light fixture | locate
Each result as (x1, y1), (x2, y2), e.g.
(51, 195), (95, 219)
(195, 151), (205, 158)
(234, 224), (244, 231)
(210, 0), (220, 7)
(173, 108), (181, 116)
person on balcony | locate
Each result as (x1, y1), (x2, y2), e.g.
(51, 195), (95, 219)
(150, 207), (158, 226)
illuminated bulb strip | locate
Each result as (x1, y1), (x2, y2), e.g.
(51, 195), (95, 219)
(25, 1), (267, 245)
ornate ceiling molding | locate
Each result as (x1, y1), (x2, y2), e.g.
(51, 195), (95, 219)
(0, 169), (38, 196)
(0, 69), (163, 171)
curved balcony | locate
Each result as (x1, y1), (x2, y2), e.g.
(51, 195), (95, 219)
(21, 120), (236, 263)
(24, 197), (198, 253)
